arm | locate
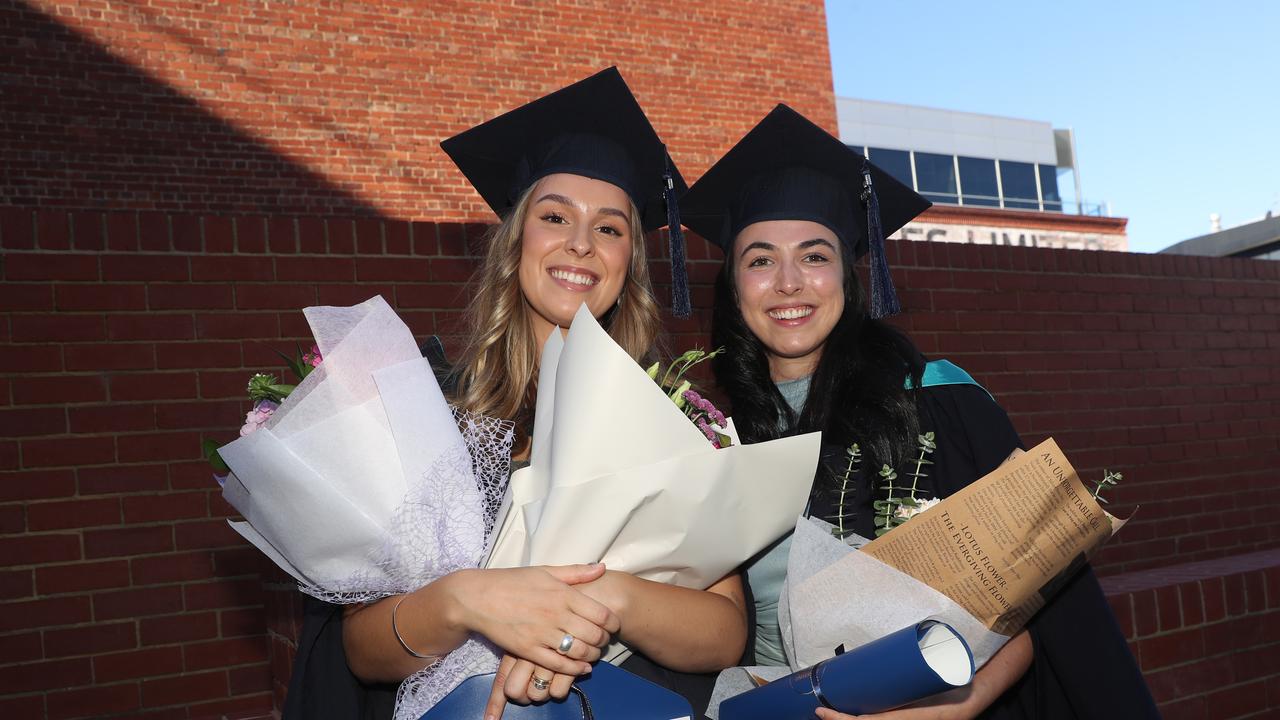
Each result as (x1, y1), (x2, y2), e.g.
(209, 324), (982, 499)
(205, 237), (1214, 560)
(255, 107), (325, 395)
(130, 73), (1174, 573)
(814, 630), (1033, 720)
(343, 564), (619, 683)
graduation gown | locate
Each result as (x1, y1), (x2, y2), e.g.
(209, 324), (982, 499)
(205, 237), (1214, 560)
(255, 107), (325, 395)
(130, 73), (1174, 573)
(799, 383), (1158, 719)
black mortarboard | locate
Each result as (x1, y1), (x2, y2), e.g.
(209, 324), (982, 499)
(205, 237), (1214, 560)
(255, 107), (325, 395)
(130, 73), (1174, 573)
(442, 68), (691, 316)
(679, 104), (931, 318)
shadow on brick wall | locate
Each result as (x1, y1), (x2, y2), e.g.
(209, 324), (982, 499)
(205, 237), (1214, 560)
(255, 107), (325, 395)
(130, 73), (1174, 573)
(0, 1), (382, 216)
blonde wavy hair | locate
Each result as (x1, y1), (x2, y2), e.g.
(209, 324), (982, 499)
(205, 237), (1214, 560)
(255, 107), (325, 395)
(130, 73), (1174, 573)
(452, 180), (663, 446)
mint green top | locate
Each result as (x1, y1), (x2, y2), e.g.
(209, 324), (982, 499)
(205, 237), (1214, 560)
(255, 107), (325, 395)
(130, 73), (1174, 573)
(743, 375), (810, 666)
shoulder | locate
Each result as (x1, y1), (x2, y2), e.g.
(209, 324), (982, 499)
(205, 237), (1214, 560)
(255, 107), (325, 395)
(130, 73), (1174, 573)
(915, 371), (1023, 490)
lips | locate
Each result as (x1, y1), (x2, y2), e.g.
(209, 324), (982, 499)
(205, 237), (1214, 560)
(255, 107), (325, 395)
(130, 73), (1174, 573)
(767, 305), (814, 320)
(548, 266), (599, 288)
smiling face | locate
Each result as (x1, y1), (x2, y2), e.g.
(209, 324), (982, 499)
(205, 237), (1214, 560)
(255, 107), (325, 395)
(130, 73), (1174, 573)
(518, 173), (634, 345)
(731, 220), (846, 381)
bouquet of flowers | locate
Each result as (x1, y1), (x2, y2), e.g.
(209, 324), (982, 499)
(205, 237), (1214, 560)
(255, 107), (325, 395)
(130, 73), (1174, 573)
(647, 348), (732, 449)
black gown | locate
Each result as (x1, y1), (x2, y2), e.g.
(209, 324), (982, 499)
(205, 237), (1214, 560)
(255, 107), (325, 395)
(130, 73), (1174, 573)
(797, 383), (1158, 719)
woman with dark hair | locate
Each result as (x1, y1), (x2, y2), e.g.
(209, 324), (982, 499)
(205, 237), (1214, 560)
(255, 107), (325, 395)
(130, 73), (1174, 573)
(680, 105), (1158, 719)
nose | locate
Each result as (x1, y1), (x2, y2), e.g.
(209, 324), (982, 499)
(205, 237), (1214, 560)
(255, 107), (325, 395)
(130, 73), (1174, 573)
(775, 260), (802, 295)
(565, 223), (595, 258)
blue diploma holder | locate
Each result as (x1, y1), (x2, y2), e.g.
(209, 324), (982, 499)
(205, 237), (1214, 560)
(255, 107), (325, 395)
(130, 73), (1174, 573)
(420, 661), (694, 720)
(719, 620), (974, 720)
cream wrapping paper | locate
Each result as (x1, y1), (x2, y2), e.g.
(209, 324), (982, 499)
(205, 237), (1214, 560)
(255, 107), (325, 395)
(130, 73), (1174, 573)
(485, 303), (821, 592)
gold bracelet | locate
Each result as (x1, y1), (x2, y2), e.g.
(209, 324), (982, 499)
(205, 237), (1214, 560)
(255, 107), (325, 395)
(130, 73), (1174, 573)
(391, 594), (434, 659)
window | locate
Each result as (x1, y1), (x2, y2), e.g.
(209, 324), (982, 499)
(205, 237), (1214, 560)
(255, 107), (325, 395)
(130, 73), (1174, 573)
(914, 152), (957, 204)
(1039, 164), (1062, 212)
(866, 148), (913, 188)
(958, 157), (999, 207)
(999, 161), (1039, 209)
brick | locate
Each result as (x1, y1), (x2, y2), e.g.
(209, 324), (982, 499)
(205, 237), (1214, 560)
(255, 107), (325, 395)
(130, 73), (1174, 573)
(141, 669), (229, 707)
(94, 585), (185, 621)
(0, 630), (42, 664)
(274, 256), (355, 281)
(0, 282), (55, 311)
(175, 519), (242, 551)
(28, 497), (122, 530)
(117, 430), (203, 463)
(155, 341), (242, 369)
(190, 256), (275, 282)
(297, 217), (326, 253)
(0, 658), (92, 694)
(228, 664), (273, 694)
(0, 337), (62, 373)
(64, 342), (156, 371)
(234, 283), (317, 310)
(109, 372), (198, 401)
(327, 219), (355, 253)
(220, 606), (267, 638)
(1137, 627), (1204, 671)
(1, 207), (35, 249)
(132, 551), (215, 584)
(236, 216), (267, 253)
(0, 406), (68, 436)
(188, 693), (274, 718)
(184, 578), (264, 611)
(0, 469), (76, 501)
(4, 252), (99, 281)
(172, 215), (202, 252)
(78, 464), (168, 495)
(430, 257), (475, 281)
(22, 435), (116, 468)
(62, 212), (101, 249)
(195, 312), (280, 339)
(0, 503), (24, 533)
(12, 374), (107, 405)
(0, 596), (91, 633)
(147, 283), (235, 310)
(0, 532), (81, 566)
(56, 283), (147, 311)
(0, 697), (44, 719)
(205, 216), (235, 253)
(106, 213), (139, 251)
(101, 255), (189, 282)
(11, 314), (105, 342)
(93, 646), (184, 683)
(37, 560), (131, 595)
(141, 611), (219, 646)
(268, 217), (297, 253)
(69, 403), (156, 433)
(47, 682), (141, 720)
(107, 313), (195, 341)
(183, 635), (268, 671)
(355, 218), (383, 253)
(156, 399), (241, 429)
(356, 257), (431, 281)
(386, 220), (411, 254)
(44, 621), (139, 658)
(0, 568), (34, 599)
(84, 525), (174, 559)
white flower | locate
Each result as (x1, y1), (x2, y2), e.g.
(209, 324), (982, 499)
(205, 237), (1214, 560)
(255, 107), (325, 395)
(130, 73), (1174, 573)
(894, 496), (941, 521)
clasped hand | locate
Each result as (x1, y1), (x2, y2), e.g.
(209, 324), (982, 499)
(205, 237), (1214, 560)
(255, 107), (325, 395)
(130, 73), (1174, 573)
(470, 563), (621, 718)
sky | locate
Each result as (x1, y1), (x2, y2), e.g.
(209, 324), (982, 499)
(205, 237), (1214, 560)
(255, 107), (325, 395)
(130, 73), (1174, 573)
(825, 1), (1280, 253)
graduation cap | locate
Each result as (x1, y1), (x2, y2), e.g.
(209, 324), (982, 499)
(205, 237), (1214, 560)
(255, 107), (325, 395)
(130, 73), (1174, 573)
(441, 67), (692, 317)
(679, 104), (931, 318)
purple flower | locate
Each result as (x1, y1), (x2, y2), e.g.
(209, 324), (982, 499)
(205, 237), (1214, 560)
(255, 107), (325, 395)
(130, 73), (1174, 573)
(239, 399), (279, 437)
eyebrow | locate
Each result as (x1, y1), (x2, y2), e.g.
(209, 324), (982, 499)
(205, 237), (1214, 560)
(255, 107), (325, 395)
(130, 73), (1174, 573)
(739, 237), (837, 258)
(534, 193), (630, 222)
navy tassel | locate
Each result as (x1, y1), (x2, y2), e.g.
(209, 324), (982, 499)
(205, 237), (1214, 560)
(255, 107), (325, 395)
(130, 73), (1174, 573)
(862, 162), (900, 319)
(664, 151), (691, 319)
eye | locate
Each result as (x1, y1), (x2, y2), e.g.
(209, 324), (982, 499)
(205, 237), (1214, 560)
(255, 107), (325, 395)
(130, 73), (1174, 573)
(595, 224), (624, 237)
(803, 252), (831, 264)
(745, 255), (772, 268)
(540, 212), (567, 224)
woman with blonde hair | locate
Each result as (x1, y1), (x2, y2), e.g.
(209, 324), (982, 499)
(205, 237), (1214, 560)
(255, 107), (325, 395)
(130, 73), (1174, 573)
(284, 69), (743, 720)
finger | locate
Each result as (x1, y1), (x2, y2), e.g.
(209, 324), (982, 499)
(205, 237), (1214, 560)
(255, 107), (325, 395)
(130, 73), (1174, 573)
(814, 708), (858, 720)
(527, 666), (554, 704)
(524, 646), (593, 676)
(542, 563), (606, 586)
(485, 655), (517, 720)
(504, 658), (536, 705)
(553, 621), (609, 662)
(548, 671), (575, 700)
(565, 590), (621, 636)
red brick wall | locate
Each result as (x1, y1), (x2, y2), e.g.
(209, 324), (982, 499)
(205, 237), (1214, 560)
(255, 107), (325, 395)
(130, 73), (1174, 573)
(2, 210), (1278, 717)
(3, 0), (837, 219)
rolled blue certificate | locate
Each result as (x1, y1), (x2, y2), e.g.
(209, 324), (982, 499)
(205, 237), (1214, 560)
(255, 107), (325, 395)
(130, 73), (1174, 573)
(719, 620), (974, 720)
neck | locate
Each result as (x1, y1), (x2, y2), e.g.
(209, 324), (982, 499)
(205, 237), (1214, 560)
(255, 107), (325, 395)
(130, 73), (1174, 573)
(768, 354), (818, 383)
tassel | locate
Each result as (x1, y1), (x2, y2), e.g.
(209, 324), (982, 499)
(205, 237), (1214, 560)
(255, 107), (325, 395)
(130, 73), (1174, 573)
(862, 161), (900, 319)
(664, 150), (691, 319)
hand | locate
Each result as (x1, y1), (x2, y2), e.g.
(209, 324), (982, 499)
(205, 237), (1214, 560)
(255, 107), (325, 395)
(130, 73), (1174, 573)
(485, 654), (580, 719)
(453, 563), (619, 675)
(813, 688), (971, 720)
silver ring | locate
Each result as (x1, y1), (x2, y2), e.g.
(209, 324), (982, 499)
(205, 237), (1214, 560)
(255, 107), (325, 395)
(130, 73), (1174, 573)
(556, 633), (575, 655)
(530, 676), (551, 692)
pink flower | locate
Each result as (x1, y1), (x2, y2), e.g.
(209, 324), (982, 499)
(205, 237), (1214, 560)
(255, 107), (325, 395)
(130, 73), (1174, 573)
(302, 345), (323, 368)
(239, 399), (279, 436)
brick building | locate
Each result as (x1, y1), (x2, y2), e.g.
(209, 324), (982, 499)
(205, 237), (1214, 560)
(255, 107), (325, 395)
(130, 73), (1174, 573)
(2, 1), (1278, 718)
